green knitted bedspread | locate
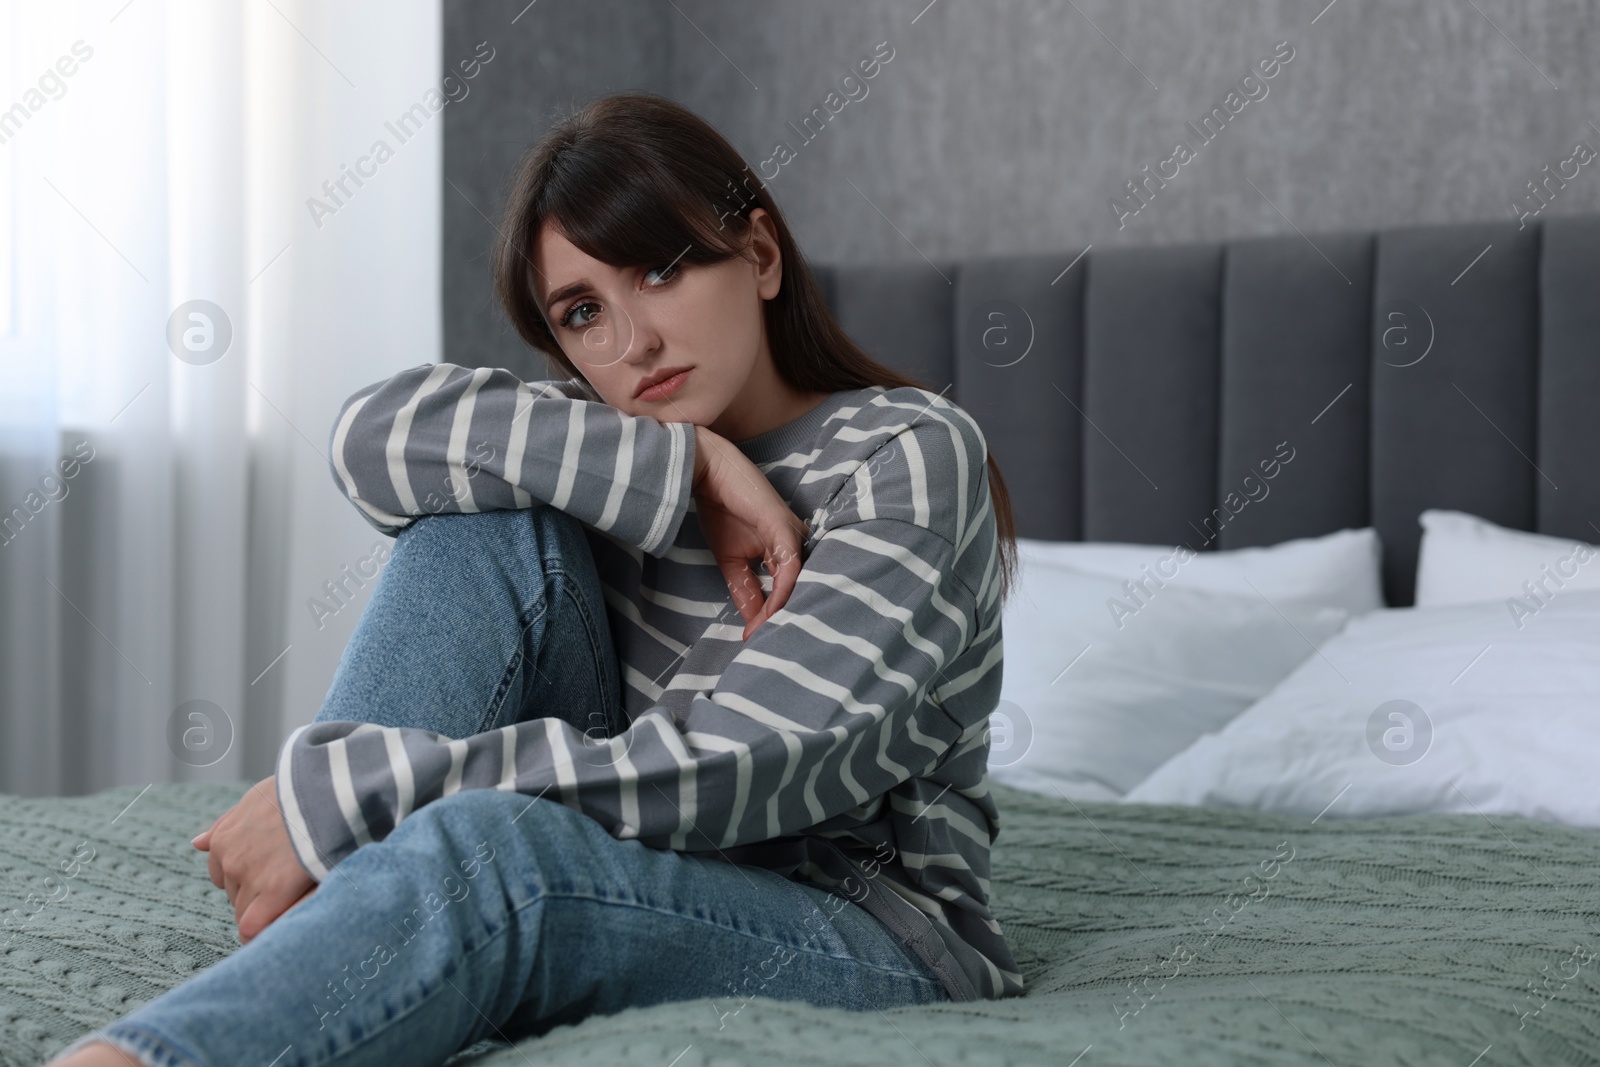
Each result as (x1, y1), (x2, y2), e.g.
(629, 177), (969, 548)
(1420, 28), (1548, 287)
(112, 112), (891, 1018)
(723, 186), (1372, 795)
(4, 780), (1597, 1066)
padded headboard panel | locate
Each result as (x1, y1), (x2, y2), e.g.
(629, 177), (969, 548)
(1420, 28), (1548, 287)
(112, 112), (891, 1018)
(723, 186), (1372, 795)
(813, 213), (1600, 607)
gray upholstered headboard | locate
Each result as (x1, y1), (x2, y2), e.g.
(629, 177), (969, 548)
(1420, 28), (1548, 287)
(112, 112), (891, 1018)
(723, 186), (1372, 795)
(813, 213), (1600, 607)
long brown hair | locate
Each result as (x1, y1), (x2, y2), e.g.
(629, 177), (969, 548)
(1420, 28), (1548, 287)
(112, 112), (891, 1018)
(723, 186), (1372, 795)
(489, 90), (1018, 605)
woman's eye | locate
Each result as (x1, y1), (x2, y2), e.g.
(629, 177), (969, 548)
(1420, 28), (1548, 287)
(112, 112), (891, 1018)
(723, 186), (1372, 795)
(644, 262), (679, 287)
(559, 264), (678, 331)
(560, 300), (600, 330)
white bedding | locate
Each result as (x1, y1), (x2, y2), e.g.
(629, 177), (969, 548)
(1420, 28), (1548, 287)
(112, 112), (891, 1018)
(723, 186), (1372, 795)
(1415, 507), (1600, 608)
(992, 533), (1359, 800)
(1121, 590), (1600, 828)
(1014, 526), (1383, 616)
(994, 521), (1600, 829)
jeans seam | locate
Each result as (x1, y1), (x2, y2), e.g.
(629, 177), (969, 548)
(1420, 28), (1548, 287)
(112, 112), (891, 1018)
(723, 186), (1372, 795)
(495, 887), (942, 987)
(550, 564), (624, 737)
(475, 540), (618, 739)
(85, 1023), (206, 1067)
(476, 598), (547, 736)
(544, 550), (624, 735)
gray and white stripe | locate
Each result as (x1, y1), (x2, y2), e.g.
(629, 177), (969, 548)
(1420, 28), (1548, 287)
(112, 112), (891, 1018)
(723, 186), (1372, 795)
(284, 365), (1023, 1002)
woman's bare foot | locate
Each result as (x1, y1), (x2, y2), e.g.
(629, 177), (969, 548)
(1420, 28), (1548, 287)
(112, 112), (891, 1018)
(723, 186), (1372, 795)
(44, 1039), (140, 1067)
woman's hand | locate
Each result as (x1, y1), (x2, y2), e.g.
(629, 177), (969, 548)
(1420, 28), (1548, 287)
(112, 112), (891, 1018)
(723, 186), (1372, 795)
(191, 775), (317, 944)
(692, 425), (809, 640)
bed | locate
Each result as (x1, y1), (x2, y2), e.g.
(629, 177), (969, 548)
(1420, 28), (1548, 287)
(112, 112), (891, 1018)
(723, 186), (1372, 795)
(8, 209), (1600, 1066)
(5, 781), (1599, 1066)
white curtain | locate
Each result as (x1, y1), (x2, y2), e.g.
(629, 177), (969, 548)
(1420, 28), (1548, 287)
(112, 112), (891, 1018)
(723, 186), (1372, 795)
(0, 0), (442, 797)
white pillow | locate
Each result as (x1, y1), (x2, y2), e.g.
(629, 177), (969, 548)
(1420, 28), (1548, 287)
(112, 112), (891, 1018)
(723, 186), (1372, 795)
(1414, 508), (1600, 612)
(991, 555), (1350, 800)
(1123, 591), (1600, 828)
(1016, 526), (1384, 616)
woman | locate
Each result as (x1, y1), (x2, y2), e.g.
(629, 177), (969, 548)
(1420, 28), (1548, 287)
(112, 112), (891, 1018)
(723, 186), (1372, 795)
(49, 89), (1023, 1067)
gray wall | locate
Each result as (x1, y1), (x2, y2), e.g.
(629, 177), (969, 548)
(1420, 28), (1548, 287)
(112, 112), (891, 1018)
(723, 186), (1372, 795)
(444, 0), (1600, 379)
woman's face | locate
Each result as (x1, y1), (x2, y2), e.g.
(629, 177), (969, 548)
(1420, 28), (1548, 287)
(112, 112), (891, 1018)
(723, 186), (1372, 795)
(532, 210), (783, 431)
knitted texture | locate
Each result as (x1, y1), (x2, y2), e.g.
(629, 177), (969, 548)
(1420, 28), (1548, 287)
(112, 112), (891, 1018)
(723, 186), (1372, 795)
(6, 780), (1598, 1067)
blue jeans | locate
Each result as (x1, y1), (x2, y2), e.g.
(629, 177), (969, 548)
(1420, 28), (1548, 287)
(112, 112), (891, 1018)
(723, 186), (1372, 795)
(57, 506), (948, 1067)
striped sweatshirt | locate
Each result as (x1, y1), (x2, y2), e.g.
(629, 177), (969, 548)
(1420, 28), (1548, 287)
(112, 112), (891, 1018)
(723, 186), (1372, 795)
(276, 362), (1025, 1002)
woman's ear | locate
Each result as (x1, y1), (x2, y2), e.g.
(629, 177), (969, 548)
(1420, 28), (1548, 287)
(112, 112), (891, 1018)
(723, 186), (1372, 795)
(746, 208), (783, 300)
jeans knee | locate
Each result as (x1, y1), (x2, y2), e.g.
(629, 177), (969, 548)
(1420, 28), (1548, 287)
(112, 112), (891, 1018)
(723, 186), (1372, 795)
(396, 506), (587, 586)
(388, 508), (564, 606)
(367, 793), (509, 902)
(396, 788), (519, 849)
(389, 791), (594, 893)
(397, 507), (538, 554)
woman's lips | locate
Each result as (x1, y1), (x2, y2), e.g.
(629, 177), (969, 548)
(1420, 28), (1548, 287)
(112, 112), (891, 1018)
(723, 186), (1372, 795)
(638, 368), (691, 401)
